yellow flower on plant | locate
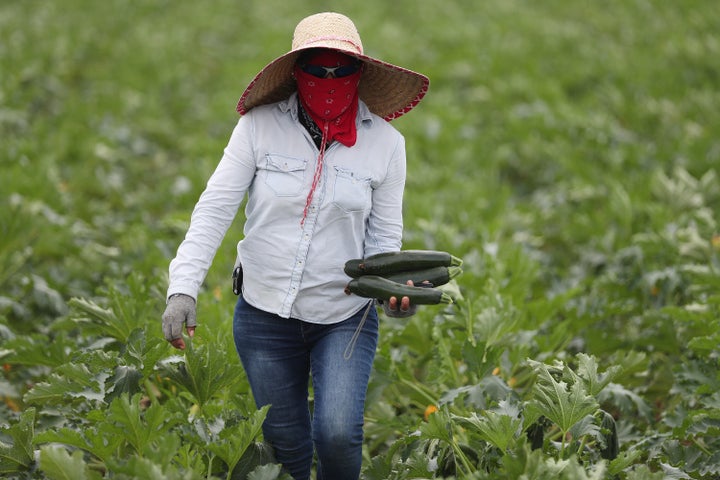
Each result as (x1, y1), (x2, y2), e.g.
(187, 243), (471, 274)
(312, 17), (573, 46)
(213, 285), (223, 301)
(712, 234), (720, 250)
(424, 404), (438, 421)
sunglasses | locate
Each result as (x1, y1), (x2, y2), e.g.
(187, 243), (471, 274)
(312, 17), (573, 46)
(300, 63), (361, 78)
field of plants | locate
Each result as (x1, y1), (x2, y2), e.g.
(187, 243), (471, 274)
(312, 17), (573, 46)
(2, 0), (719, 478)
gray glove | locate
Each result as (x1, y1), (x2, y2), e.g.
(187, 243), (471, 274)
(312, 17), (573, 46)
(380, 281), (432, 318)
(381, 301), (417, 318)
(162, 294), (197, 343)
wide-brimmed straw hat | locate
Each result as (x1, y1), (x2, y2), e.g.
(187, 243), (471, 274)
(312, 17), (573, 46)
(236, 12), (429, 121)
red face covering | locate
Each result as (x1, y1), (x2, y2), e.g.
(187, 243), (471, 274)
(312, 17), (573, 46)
(294, 50), (362, 147)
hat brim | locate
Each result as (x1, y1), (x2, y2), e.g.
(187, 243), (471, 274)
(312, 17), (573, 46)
(237, 47), (429, 121)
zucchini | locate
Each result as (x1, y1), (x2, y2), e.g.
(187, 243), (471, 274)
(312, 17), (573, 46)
(345, 275), (453, 305)
(343, 259), (364, 278)
(344, 250), (463, 277)
(384, 265), (462, 287)
(599, 410), (619, 460)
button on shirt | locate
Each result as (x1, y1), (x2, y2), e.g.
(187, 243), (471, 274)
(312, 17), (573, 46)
(167, 93), (407, 324)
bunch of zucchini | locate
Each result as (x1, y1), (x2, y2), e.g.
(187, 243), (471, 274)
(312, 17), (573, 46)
(343, 250), (463, 305)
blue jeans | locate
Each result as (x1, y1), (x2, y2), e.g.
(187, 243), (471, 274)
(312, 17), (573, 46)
(233, 296), (379, 480)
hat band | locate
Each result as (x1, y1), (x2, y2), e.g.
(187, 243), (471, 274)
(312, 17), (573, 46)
(298, 35), (363, 54)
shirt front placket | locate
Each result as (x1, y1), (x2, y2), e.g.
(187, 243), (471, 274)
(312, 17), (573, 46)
(280, 144), (331, 318)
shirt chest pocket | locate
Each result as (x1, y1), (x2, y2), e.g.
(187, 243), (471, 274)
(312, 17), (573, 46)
(262, 154), (308, 196)
(332, 167), (372, 212)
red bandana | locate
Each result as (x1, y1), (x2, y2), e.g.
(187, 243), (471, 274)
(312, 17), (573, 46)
(293, 66), (361, 147)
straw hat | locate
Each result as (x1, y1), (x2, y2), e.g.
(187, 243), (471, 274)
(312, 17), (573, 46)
(236, 12), (429, 121)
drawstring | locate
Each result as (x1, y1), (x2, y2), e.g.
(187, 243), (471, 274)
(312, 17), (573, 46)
(344, 301), (373, 360)
(301, 121), (329, 226)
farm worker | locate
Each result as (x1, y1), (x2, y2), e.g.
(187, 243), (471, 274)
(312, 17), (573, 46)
(161, 11), (429, 480)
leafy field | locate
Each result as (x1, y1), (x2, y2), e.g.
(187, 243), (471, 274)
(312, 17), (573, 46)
(2, 0), (719, 478)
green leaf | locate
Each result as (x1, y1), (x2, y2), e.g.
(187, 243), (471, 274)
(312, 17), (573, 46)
(107, 455), (202, 480)
(0, 202), (36, 291)
(103, 329), (166, 402)
(687, 335), (719, 354)
(440, 376), (512, 409)
(623, 464), (666, 479)
(68, 297), (132, 343)
(207, 405), (269, 474)
(420, 408), (454, 445)
(362, 454), (394, 480)
(418, 409), (475, 475)
(473, 292), (519, 350)
(528, 360), (599, 434)
(568, 414), (601, 447)
(157, 335), (241, 407)
(598, 382), (653, 420)
(24, 362), (106, 406)
(229, 441), (277, 480)
(0, 408), (35, 474)
(608, 448), (644, 476)
(35, 427), (121, 466)
(104, 393), (179, 454)
(123, 327), (167, 378)
(659, 462), (694, 479)
(247, 463), (293, 480)
(67, 274), (158, 344)
(501, 443), (608, 479)
(107, 395), (147, 452)
(575, 353), (622, 397)
(454, 400), (521, 452)
(39, 445), (101, 480)
(3, 333), (77, 368)
(105, 365), (143, 401)
(460, 340), (504, 384)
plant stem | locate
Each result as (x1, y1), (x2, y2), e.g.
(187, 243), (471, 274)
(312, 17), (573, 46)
(577, 434), (588, 457)
(398, 377), (438, 406)
(144, 379), (158, 404)
(207, 454), (214, 480)
(463, 297), (476, 347)
(452, 441), (475, 476)
(692, 436), (712, 456)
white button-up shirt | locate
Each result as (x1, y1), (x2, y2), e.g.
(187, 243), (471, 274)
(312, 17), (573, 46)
(167, 93), (407, 324)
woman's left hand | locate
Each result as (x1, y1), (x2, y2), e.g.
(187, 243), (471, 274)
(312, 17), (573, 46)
(384, 280), (428, 317)
(387, 284), (413, 313)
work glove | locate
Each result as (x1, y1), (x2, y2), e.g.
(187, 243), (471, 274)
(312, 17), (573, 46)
(381, 280), (431, 318)
(162, 294), (196, 350)
(382, 299), (417, 318)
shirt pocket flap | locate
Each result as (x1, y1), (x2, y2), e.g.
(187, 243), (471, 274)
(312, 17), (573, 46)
(263, 154), (308, 196)
(266, 154), (307, 173)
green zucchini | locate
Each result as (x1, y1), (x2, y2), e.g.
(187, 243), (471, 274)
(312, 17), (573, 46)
(343, 259), (364, 278)
(345, 275), (453, 304)
(384, 265), (462, 287)
(344, 250), (463, 277)
(599, 410), (619, 460)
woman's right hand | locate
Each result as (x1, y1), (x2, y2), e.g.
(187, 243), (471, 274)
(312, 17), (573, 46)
(162, 294), (197, 349)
